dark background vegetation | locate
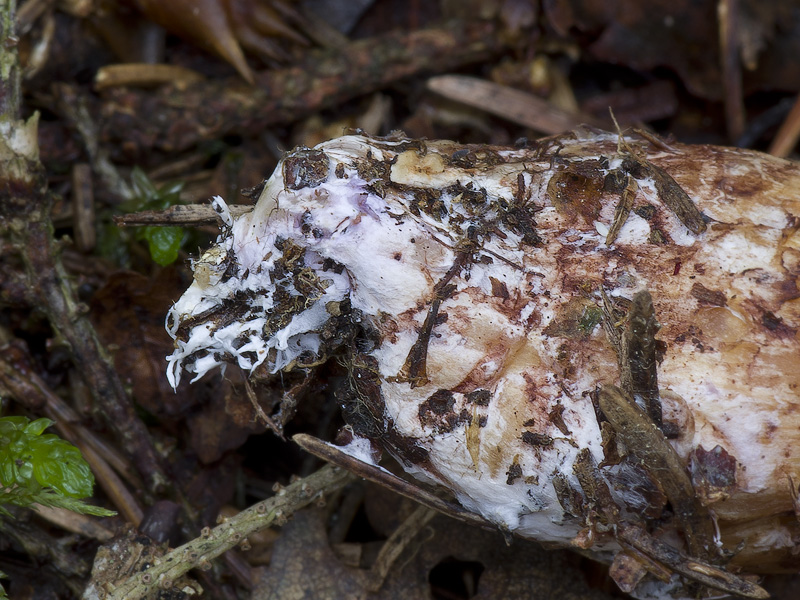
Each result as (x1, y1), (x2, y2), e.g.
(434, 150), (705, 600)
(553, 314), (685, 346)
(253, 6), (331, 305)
(2, 0), (800, 598)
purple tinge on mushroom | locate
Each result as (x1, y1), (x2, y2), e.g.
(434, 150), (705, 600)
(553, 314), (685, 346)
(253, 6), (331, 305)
(166, 130), (800, 598)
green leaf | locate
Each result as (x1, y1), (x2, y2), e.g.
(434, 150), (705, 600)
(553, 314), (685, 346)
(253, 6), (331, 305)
(0, 416), (28, 434)
(0, 415), (99, 504)
(23, 418), (54, 437)
(578, 305), (604, 335)
(141, 226), (184, 266)
(98, 166), (189, 266)
(0, 486), (116, 518)
(0, 454), (16, 488)
(28, 434), (94, 498)
(16, 460), (33, 483)
(0, 485), (39, 514)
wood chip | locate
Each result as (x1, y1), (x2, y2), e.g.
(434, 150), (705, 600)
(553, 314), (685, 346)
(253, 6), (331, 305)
(95, 63), (205, 91)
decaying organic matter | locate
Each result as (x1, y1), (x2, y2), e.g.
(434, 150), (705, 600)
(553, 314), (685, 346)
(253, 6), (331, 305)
(166, 128), (800, 598)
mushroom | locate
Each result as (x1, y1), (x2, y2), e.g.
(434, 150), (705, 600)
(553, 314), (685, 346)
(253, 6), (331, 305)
(167, 129), (800, 598)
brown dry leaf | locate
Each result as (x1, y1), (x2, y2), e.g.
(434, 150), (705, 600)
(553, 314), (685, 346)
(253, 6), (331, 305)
(186, 369), (269, 464)
(127, 0), (311, 81)
(252, 503), (615, 600)
(252, 508), (369, 599)
(90, 268), (195, 418)
(131, 0), (254, 82)
(543, 0), (800, 100)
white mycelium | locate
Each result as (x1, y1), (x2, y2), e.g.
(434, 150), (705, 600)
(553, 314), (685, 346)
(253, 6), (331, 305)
(167, 131), (800, 597)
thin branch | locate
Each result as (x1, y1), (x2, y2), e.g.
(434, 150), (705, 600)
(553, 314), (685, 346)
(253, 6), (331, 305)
(294, 433), (492, 529)
(114, 203), (253, 227)
(366, 505), (436, 592)
(718, 0), (745, 141)
(104, 464), (354, 600)
(0, 0), (21, 124)
(96, 20), (525, 154)
(768, 93), (800, 157)
(16, 222), (170, 496)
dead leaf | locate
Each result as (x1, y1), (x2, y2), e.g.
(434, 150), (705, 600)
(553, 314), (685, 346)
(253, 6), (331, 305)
(543, 0), (800, 100)
(252, 500), (616, 600)
(252, 509), (368, 599)
(186, 368), (269, 464)
(90, 268), (196, 418)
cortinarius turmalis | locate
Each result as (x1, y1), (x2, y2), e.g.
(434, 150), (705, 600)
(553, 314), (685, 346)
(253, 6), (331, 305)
(166, 129), (800, 599)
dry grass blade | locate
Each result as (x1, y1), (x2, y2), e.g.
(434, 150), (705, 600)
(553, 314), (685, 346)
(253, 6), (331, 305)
(768, 93), (800, 157)
(32, 504), (116, 542)
(427, 75), (605, 134)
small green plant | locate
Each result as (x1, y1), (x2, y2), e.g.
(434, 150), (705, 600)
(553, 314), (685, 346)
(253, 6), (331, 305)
(98, 167), (187, 267)
(0, 416), (115, 518)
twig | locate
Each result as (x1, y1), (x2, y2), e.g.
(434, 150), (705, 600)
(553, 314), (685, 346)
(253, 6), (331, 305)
(0, 0), (21, 121)
(71, 163), (95, 252)
(53, 83), (132, 200)
(97, 20), (526, 154)
(114, 203), (254, 227)
(293, 433), (491, 528)
(18, 224), (170, 495)
(366, 505), (436, 592)
(105, 464), (354, 600)
(243, 376), (283, 437)
(718, 0), (745, 141)
(616, 523), (769, 599)
(768, 93), (800, 157)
